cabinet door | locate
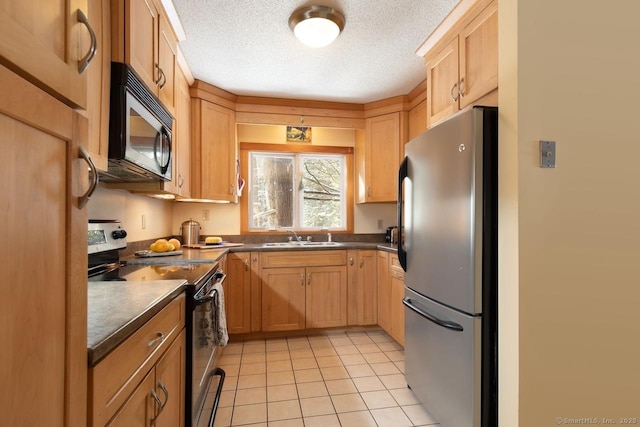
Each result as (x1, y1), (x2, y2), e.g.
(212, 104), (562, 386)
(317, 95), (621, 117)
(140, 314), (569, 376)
(107, 370), (155, 427)
(157, 12), (176, 113)
(0, 0), (90, 107)
(127, 0), (158, 93)
(192, 99), (237, 202)
(408, 99), (427, 141)
(426, 37), (460, 128)
(0, 67), (88, 427)
(377, 251), (391, 333)
(250, 253), (262, 332)
(364, 113), (400, 202)
(172, 64), (191, 197)
(348, 250), (378, 326)
(459, 0), (498, 108)
(390, 269), (405, 346)
(155, 330), (186, 427)
(306, 266), (347, 328)
(225, 253), (252, 334)
(358, 251), (378, 325)
(261, 267), (306, 331)
(82, 0), (111, 171)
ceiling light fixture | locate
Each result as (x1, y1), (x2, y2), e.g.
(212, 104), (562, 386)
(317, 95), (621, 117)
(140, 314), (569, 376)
(289, 5), (345, 48)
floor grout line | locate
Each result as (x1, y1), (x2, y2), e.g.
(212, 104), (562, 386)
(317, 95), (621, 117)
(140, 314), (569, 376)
(216, 329), (436, 427)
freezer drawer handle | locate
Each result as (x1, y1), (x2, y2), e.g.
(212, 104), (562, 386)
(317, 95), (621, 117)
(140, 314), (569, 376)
(402, 297), (464, 332)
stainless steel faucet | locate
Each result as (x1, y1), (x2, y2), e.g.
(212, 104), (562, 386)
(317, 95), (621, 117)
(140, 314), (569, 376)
(287, 230), (302, 243)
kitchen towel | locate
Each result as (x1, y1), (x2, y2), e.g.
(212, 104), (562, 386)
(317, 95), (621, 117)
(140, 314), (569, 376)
(212, 281), (229, 347)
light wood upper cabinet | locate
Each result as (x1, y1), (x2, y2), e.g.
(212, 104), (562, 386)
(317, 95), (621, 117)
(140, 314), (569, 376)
(112, 0), (178, 113)
(425, 0), (497, 127)
(356, 112), (402, 203)
(347, 250), (378, 326)
(0, 0), (95, 108)
(191, 98), (238, 202)
(0, 66), (88, 427)
(81, 0), (111, 171)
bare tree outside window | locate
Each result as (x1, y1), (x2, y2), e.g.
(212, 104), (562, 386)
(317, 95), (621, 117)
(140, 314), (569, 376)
(249, 152), (346, 231)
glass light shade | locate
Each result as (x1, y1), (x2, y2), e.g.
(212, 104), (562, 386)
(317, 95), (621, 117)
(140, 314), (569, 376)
(289, 5), (345, 49)
(293, 17), (341, 48)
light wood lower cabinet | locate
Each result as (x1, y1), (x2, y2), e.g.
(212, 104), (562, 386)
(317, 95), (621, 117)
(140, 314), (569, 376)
(89, 295), (186, 427)
(389, 256), (405, 346)
(377, 252), (405, 346)
(347, 250), (378, 326)
(225, 252), (254, 334)
(377, 251), (391, 332)
(260, 251), (347, 332)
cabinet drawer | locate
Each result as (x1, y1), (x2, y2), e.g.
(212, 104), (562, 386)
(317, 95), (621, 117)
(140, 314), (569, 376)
(89, 294), (185, 426)
(261, 250), (347, 268)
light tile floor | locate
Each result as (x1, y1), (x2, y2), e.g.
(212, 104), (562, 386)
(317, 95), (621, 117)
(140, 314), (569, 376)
(214, 329), (439, 427)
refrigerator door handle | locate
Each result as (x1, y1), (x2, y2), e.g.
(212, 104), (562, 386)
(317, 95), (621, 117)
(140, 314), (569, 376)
(402, 297), (464, 332)
(398, 156), (408, 271)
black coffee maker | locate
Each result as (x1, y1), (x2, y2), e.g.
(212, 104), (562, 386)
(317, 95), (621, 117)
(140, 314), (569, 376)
(385, 226), (398, 243)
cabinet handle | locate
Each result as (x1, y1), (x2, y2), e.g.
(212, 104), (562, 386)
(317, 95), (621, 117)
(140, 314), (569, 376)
(458, 77), (465, 98)
(155, 64), (163, 85)
(301, 273), (305, 286)
(349, 257), (354, 266)
(360, 259), (364, 268)
(178, 174), (184, 188)
(244, 258), (249, 271)
(158, 68), (167, 89)
(147, 332), (165, 347)
(307, 273), (311, 286)
(78, 145), (98, 209)
(450, 81), (459, 102)
(76, 9), (97, 74)
(367, 186), (371, 197)
(150, 389), (163, 425)
(252, 256), (257, 262)
(157, 381), (169, 410)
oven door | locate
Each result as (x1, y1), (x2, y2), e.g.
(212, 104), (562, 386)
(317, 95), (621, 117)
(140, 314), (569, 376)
(191, 271), (226, 427)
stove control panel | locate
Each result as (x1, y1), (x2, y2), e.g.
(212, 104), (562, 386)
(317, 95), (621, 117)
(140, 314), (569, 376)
(88, 220), (128, 254)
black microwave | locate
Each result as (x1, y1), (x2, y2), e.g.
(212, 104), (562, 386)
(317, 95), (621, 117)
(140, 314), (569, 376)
(101, 62), (173, 182)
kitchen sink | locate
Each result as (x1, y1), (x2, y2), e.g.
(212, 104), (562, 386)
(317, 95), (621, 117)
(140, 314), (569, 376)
(262, 241), (343, 248)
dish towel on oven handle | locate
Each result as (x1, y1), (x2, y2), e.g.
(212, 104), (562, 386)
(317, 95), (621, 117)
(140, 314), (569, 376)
(212, 281), (229, 347)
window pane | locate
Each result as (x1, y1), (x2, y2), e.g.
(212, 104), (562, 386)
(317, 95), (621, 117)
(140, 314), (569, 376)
(301, 155), (345, 229)
(249, 153), (294, 229)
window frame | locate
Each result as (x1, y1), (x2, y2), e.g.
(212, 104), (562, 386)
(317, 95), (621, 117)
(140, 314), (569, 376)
(240, 142), (354, 234)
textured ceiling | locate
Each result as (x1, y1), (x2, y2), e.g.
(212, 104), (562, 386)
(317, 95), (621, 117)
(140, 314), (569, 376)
(172, 0), (460, 103)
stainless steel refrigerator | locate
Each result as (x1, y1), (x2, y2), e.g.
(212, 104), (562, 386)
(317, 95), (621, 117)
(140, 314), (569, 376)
(398, 106), (498, 427)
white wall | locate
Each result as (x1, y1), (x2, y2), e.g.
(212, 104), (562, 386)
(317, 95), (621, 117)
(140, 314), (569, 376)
(500, 1), (640, 425)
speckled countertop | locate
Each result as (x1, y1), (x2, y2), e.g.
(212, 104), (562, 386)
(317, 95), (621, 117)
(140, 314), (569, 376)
(88, 242), (397, 366)
(87, 280), (186, 366)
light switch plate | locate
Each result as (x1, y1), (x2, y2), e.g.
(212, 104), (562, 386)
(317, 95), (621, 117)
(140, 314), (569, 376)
(540, 140), (556, 168)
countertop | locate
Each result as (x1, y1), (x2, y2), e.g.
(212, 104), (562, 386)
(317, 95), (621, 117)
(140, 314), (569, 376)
(87, 279), (186, 366)
(88, 241), (397, 366)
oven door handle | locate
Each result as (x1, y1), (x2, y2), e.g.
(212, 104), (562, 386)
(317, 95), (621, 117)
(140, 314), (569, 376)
(194, 272), (226, 304)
